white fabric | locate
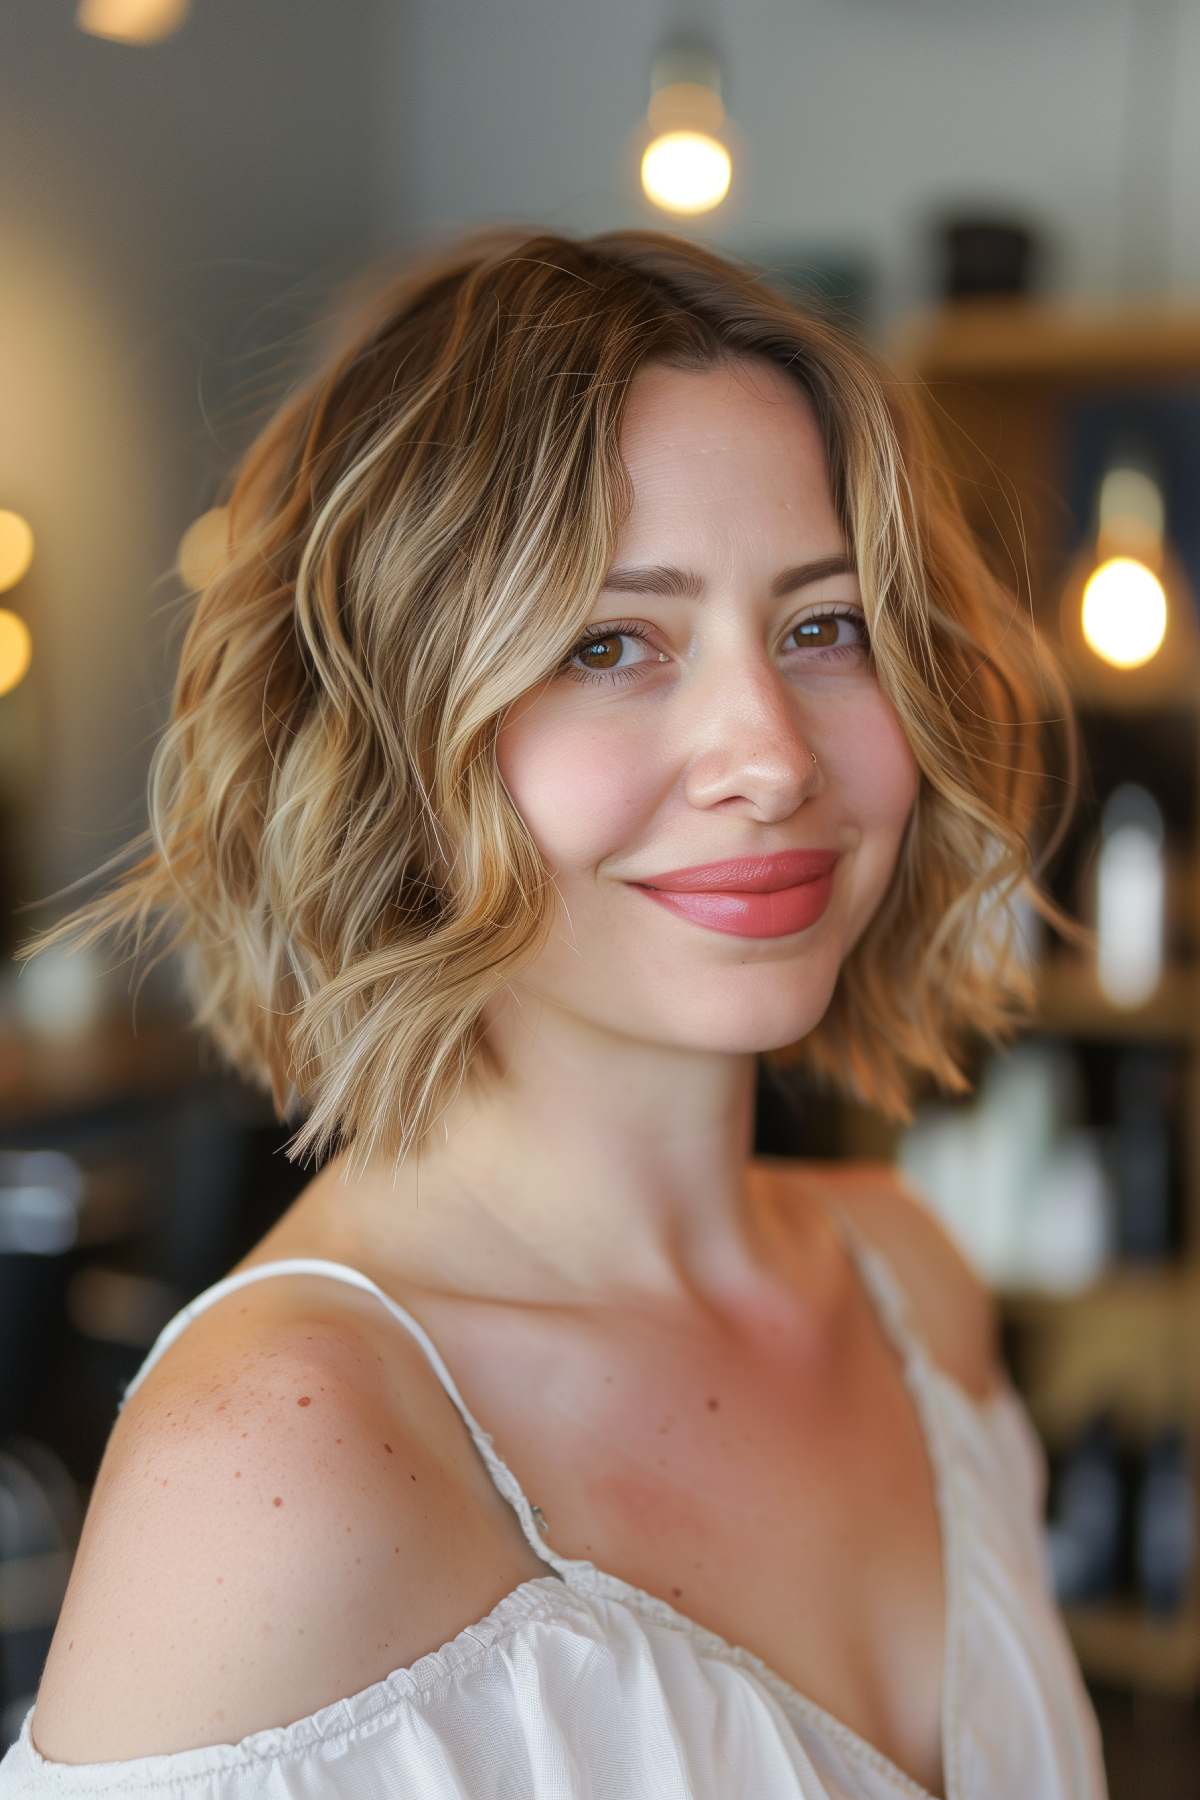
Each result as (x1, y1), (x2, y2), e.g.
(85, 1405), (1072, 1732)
(1, 1218), (1109, 1799)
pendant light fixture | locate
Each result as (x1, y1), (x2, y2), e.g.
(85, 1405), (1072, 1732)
(638, 33), (735, 217)
(1057, 436), (1199, 701)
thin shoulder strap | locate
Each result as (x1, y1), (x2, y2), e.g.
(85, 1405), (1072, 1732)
(825, 1204), (926, 1376)
(118, 1256), (582, 1580)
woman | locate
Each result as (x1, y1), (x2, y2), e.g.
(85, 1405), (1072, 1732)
(1, 225), (1106, 1798)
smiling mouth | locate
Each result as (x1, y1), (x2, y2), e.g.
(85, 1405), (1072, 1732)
(629, 868), (837, 939)
(633, 850), (842, 895)
(636, 872), (828, 894)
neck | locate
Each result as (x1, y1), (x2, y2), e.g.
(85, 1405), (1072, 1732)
(305, 1072), (845, 1332)
(315, 996), (821, 1322)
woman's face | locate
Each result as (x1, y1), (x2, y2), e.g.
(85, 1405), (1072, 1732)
(495, 355), (920, 1057)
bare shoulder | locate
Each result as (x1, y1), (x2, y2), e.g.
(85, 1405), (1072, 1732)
(819, 1158), (1003, 1405)
(29, 1278), (540, 1765)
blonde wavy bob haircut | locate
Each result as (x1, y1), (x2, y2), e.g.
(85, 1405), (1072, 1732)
(18, 224), (1086, 1177)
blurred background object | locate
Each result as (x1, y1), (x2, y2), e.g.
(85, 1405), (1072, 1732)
(5, 0), (1200, 1789)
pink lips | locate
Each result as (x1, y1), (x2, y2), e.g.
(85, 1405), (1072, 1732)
(636, 850), (840, 892)
(629, 850), (841, 940)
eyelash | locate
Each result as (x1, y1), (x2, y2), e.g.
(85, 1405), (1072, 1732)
(557, 606), (872, 687)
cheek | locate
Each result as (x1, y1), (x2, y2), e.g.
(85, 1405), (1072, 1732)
(497, 710), (652, 870)
(839, 697), (920, 827)
(832, 698), (919, 956)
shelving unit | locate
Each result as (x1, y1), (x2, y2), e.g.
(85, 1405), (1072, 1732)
(850, 300), (1200, 1696)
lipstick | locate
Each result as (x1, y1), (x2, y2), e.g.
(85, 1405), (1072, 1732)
(629, 850), (840, 940)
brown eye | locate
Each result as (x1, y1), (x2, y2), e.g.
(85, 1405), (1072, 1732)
(787, 606), (871, 660)
(578, 634), (623, 670)
(557, 605), (871, 690)
(559, 621), (658, 686)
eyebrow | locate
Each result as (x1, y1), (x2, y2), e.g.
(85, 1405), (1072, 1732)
(600, 553), (857, 600)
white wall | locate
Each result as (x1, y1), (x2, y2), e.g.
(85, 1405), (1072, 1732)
(380, 0), (1198, 331)
(2, 1), (385, 921)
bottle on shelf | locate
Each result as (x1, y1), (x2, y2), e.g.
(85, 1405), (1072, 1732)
(1046, 1409), (1126, 1606)
(1135, 1421), (1196, 1617)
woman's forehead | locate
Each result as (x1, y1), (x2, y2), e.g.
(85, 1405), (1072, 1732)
(616, 363), (836, 539)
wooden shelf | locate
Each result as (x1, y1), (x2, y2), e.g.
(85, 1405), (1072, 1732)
(887, 300), (1200, 383)
(999, 1259), (1200, 1429)
(0, 1010), (206, 1129)
(1032, 959), (1200, 1042)
(1062, 1600), (1200, 1697)
(1056, 649), (1200, 715)
(997, 1261), (1200, 1323)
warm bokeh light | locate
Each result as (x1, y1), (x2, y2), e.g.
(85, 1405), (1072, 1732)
(0, 511), (35, 592)
(0, 608), (33, 697)
(176, 505), (231, 591)
(76, 0), (189, 46)
(641, 130), (732, 215)
(1080, 555), (1168, 669)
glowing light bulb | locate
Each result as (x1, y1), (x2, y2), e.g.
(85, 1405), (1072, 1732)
(641, 131), (732, 215)
(0, 609), (33, 696)
(640, 36), (732, 217)
(0, 512), (35, 592)
(1080, 556), (1167, 669)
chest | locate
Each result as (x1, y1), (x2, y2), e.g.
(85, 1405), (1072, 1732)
(245, 1185), (952, 1799)
(435, 1283), (949, 1799)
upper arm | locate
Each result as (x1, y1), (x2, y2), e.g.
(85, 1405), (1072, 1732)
(29, 1311), (530, 1765)
(835, 1160), (1003, 1405)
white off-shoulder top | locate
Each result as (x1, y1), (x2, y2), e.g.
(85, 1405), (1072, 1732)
(0, 1212), (1109, 1798)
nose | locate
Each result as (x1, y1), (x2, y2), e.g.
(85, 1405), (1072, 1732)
(680, 650), (823, 818)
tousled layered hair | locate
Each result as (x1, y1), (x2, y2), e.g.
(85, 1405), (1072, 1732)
(18, 224), (1086, 1176)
